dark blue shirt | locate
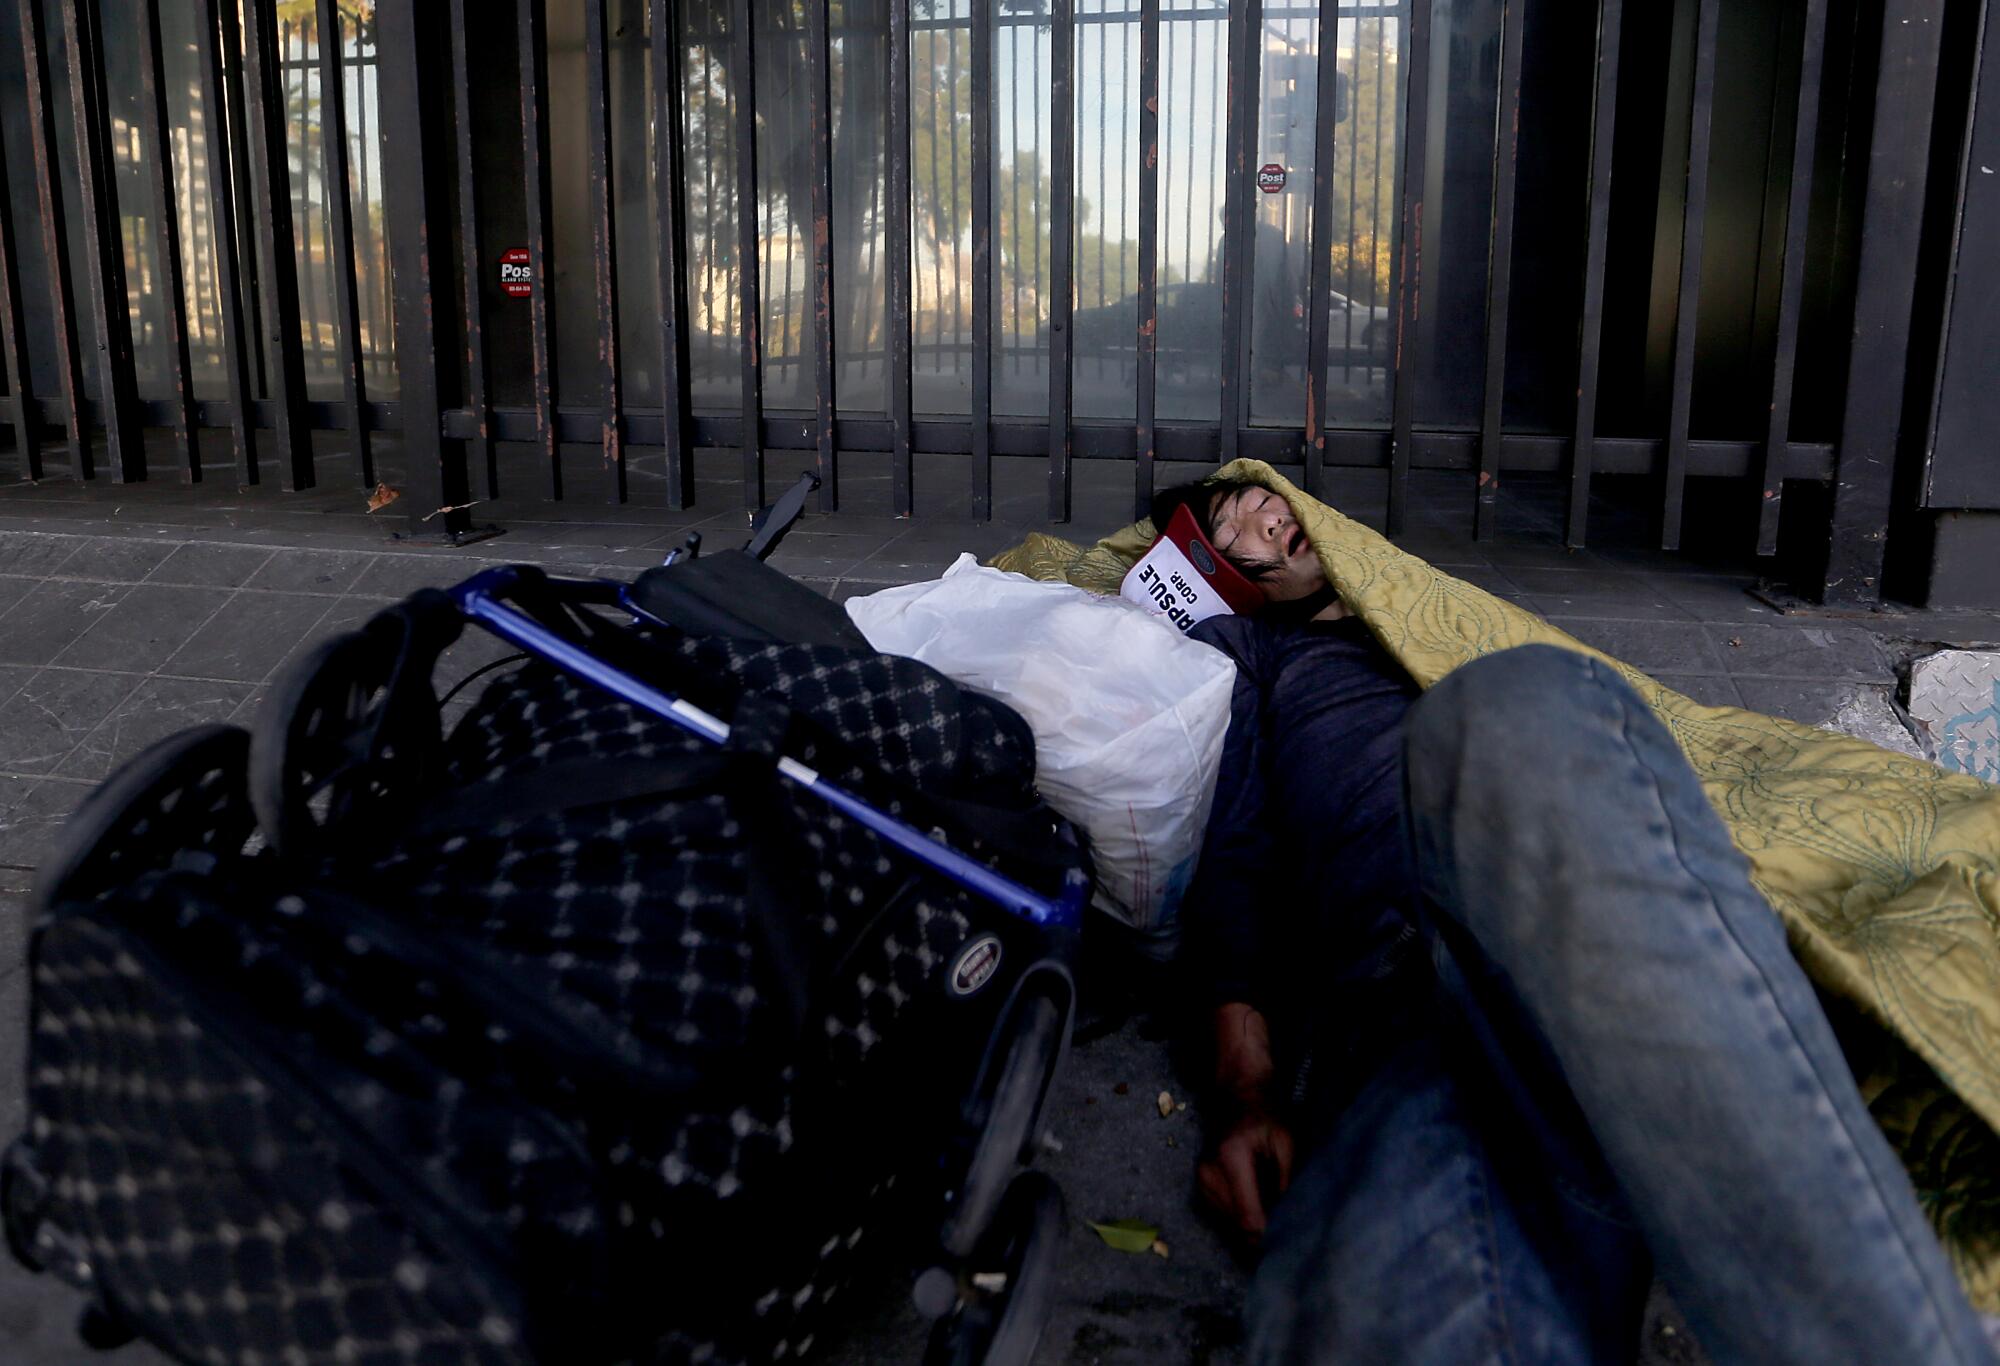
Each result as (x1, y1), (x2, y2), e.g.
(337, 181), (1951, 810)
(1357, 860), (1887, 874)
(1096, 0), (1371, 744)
(1182, 614), (1422, 1015)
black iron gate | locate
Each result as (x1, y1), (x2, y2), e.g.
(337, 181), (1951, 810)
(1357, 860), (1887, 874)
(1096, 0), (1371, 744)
(0, 0), (1977, 603)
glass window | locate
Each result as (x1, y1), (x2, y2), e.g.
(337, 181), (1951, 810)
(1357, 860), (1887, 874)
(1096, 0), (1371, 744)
(911, 0), (972, 416)
(1153, 2), (1227, 423)
(337, 2), (396, 402)
(681, 0), (740, 413)
(1246, 5), (1317, 426)
(1070, 0), (1140, 424)
(991, 0), (1051, 418)
(277, 7), (342, 402)
(1321, 7), (1399, 428)
(829, 0), (889, 414)
(546, 0), (653, 411)
(1409, 0), (1499, 430)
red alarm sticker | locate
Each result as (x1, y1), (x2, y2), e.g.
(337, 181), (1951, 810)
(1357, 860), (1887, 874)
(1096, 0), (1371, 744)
(1257, 163), (1287, 193)
(498, 248), (533, 298)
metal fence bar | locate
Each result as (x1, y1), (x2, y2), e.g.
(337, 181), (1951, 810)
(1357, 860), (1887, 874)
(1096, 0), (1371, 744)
(1386, 0), (1431, 534)
(1133, 0), (1159, 520)
(1474, 0), (1527, 540)
(0, 112), (35, 478)
(241, 0), (314, 489)
(353, 20), (383, 389)
(1568, 0), (1623, 548)
(1302, 0), (1342, 500)
(1660, 0), (1721, 550)
(450, 0), (496, 496)
(378, 3), (471, 539)
(139, 0), (196, 480)
(650, 0), (695, 508)
(1217, 0), (1258, 462)
(947, 22), (961, 360)
(193, 0), (257, 483)
(887, 0), (914, 516)
(1369, 13), (1384, 342)
(970, 0), (993, 519)
(807, 0), (837, 510)
(730, 0), (765, 507)
(519, 0), (562, 497)
(1756, 0), (1829, 557)
(1046, 0), (1075, 521)
(1342, 12), (1359, 376)
(220, 0), (265, 393)
(290, 23), (318, 374)
(315, 0), (370, 487)
(584, 0), (627, 502)
(18, 0), (89, 475)
(1825, 0), (1946, 601)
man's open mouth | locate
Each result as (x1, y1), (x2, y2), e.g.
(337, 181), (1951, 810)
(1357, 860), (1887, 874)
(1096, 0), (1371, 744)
(1285, 526), (1307, 558)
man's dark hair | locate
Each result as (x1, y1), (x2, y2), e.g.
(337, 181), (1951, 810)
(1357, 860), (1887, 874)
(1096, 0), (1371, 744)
(1150, 478), (1288, 582)
(1149, 478), (1254, 542)
(1149, 476), (1339, 621)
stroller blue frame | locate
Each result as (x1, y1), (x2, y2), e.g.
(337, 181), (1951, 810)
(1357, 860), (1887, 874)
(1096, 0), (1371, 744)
(449, 565), (1090, 933)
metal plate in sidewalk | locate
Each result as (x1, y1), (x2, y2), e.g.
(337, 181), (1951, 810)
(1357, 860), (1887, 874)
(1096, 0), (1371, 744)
(1908, 650), (2000, 785)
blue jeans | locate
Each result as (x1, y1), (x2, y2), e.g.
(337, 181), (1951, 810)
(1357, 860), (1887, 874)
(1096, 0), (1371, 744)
(1248, 645), (1996, 1366)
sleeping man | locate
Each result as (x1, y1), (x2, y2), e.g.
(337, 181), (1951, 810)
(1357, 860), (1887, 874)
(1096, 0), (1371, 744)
(1157, 477), (1998, 1365)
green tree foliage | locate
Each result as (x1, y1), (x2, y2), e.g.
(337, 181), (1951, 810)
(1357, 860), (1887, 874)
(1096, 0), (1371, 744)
(1323, 18), (1396, 305)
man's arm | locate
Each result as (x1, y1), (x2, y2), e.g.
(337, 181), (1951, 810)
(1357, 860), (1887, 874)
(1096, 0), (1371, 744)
(1181, 618), (1279, 1009)
(1181, 619), (1295, 1241)
(1197, 1000), (1294, 1242)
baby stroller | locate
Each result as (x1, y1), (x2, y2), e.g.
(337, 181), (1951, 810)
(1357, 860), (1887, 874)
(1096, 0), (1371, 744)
(4, 473), (1090, 1366)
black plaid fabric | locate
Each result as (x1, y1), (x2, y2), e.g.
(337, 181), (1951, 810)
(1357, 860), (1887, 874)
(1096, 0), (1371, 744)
(29, 901), (538, 1365)
(13, 624), (1073, 1365)
(661, 634), (1037, 802)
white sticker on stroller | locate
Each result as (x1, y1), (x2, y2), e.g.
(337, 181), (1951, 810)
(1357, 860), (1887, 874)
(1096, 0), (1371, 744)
(950, 935), (1003, 996)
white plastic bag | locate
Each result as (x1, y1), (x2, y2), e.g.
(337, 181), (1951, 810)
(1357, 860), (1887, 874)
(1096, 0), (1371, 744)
(845, 555), (1237, 944)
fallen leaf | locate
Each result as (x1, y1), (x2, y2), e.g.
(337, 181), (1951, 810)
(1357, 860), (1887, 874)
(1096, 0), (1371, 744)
(1156, 1090), (1174, 1118)
(1149, 1238), (1170, 1259)
(1175, 1101), (1187, 1112)
(1112, 1082), (1130, 1096)
(1088, 1218), (1160, 1254)
(365, 483), (401, 513)
(1728, 636), (1744, 648)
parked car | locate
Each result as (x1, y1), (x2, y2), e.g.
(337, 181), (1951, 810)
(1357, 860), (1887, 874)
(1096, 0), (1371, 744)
(1060, 282), (1389, 359)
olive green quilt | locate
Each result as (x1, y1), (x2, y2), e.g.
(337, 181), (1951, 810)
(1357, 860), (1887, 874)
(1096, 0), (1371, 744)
(990, 459), (2000, 1309)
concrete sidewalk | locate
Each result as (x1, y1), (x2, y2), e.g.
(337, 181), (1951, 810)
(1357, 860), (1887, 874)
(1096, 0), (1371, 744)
(0, 454), (1993, 1363)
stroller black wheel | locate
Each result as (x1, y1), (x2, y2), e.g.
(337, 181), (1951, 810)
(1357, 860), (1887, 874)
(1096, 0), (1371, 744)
(942, 990), (1063, 1260)
(250, 595), (458, 859)
(924, 1171), (1066, 1366)
(251, 619), (448, 859)
(251, 630), (387, 857)
(33, 725), (254, 908)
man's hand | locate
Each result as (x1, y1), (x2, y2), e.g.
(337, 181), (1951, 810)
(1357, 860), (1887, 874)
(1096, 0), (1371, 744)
(1197, 1106), (1295, 1242)
(1197, 1002), (1295, 1243)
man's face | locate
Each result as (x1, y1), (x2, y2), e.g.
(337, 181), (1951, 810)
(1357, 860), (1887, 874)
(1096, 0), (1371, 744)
(1205, 486), (1328, 603)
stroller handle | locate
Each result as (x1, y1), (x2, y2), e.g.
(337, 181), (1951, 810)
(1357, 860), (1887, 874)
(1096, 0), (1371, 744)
(449, 567), (1089, 931)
